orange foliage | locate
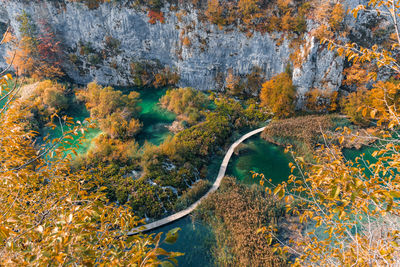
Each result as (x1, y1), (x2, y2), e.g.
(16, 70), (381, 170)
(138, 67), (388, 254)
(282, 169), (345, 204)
(77, 82), (142, 139)
(182, 36), (191, 47)
(6, 22), (63, 79)
(205, 0), (225, 27)
(260, 72), (296, 118)
(238, 0), (261, 24)
(342, 63), (370, 91)
(225, 69), (241, 96)
(329, 3), (345, 31)
(86, 134), (140, 165)
(7, 36), (36, 77)
(305, 88), (338, 112)
(280, 11), (293, 32)
(312, 2), (345, 39)
(0, 31), (13, 44)
(148, 10), (165, 24)
(153, 66), (180, 88)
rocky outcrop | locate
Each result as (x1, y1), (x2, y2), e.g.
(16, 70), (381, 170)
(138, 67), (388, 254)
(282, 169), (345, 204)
(0, 0), (346, 98)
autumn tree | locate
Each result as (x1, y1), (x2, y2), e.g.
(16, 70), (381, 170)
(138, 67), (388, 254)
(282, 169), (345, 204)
(260, 72), (296, 118)
(305, 88), (338, 112)
(340, 89), (371, 125)
(205, 0), (225, 28)
(258, 1), (400, 265)
(160, 87), (209, 124)
(77, 82), (142, 139)
(342, 62), (370, 92)
(225, 69), (242, 96)
(312, 1), (345, 40)
(6, 12), (63, 79)
(238, 0), (261, 25)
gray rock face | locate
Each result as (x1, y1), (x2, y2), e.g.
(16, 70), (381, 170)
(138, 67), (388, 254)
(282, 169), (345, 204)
(0, 0), (346, 98)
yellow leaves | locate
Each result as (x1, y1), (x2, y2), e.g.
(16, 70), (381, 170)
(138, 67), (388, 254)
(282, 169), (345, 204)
(351, 5), (366, 18)
(331, 185), (341, 199)
(0, 226), (15, 241)
(54, 254), (65, 264)
(370, 109), (377, 119)
(260, 72), (295, 118)
(273, 184), (285, 199)
(338, 136), (344, 144)
(284, 195), (294, 204)
(164, 228), (180, 244)
(337, 47), (345, 57)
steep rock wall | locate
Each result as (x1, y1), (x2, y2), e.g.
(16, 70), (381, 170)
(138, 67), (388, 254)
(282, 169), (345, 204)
(0, 0), (344, 97)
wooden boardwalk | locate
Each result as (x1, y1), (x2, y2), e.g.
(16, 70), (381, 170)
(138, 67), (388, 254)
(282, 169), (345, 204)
(128, 126), (267, 235)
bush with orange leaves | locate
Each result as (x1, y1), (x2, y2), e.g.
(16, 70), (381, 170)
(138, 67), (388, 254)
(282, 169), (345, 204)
(148, 10), (165, 24)
(77, 82), (142, 140)
(260, 72), (296, 118)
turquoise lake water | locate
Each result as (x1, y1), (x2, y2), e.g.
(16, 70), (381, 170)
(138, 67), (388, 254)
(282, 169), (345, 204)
(226, 136), (292, 185)
(135, 88), (176, 146)
(45, 87), (176, 155)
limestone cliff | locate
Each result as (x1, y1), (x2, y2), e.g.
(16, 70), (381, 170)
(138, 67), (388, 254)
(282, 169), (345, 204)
(0, 0), (346, 98)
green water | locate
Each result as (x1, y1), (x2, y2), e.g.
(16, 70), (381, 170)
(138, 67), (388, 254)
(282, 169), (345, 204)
(45, 87), (175, 154)
(39, 99), (103, 157)
(150, 154), (224, 267)
(343, 146), (376, 163)
(227, 136), (292, 185)
(136, 88), (176, 146)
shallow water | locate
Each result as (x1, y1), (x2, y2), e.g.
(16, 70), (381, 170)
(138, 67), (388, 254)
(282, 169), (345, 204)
(46, 87), (175, 155)
(135, 88), (176, 146)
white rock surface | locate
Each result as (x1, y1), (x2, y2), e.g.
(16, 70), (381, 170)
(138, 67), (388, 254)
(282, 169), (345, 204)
(0, 0), (351, 98)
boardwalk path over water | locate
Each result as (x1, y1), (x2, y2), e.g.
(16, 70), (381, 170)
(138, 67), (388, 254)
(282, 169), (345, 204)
(128, 126), (267, 235)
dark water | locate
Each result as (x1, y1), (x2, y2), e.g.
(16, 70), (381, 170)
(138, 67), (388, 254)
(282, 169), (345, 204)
(226, 136), (292, 185)
(343, 146), (376, 163)
(154, 217), (215, 267)
(154, 155), (224, 267)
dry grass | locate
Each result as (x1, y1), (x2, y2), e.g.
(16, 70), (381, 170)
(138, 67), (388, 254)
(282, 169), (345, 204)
(195, 177), (290, 267)
(261, 115), (334, 158)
